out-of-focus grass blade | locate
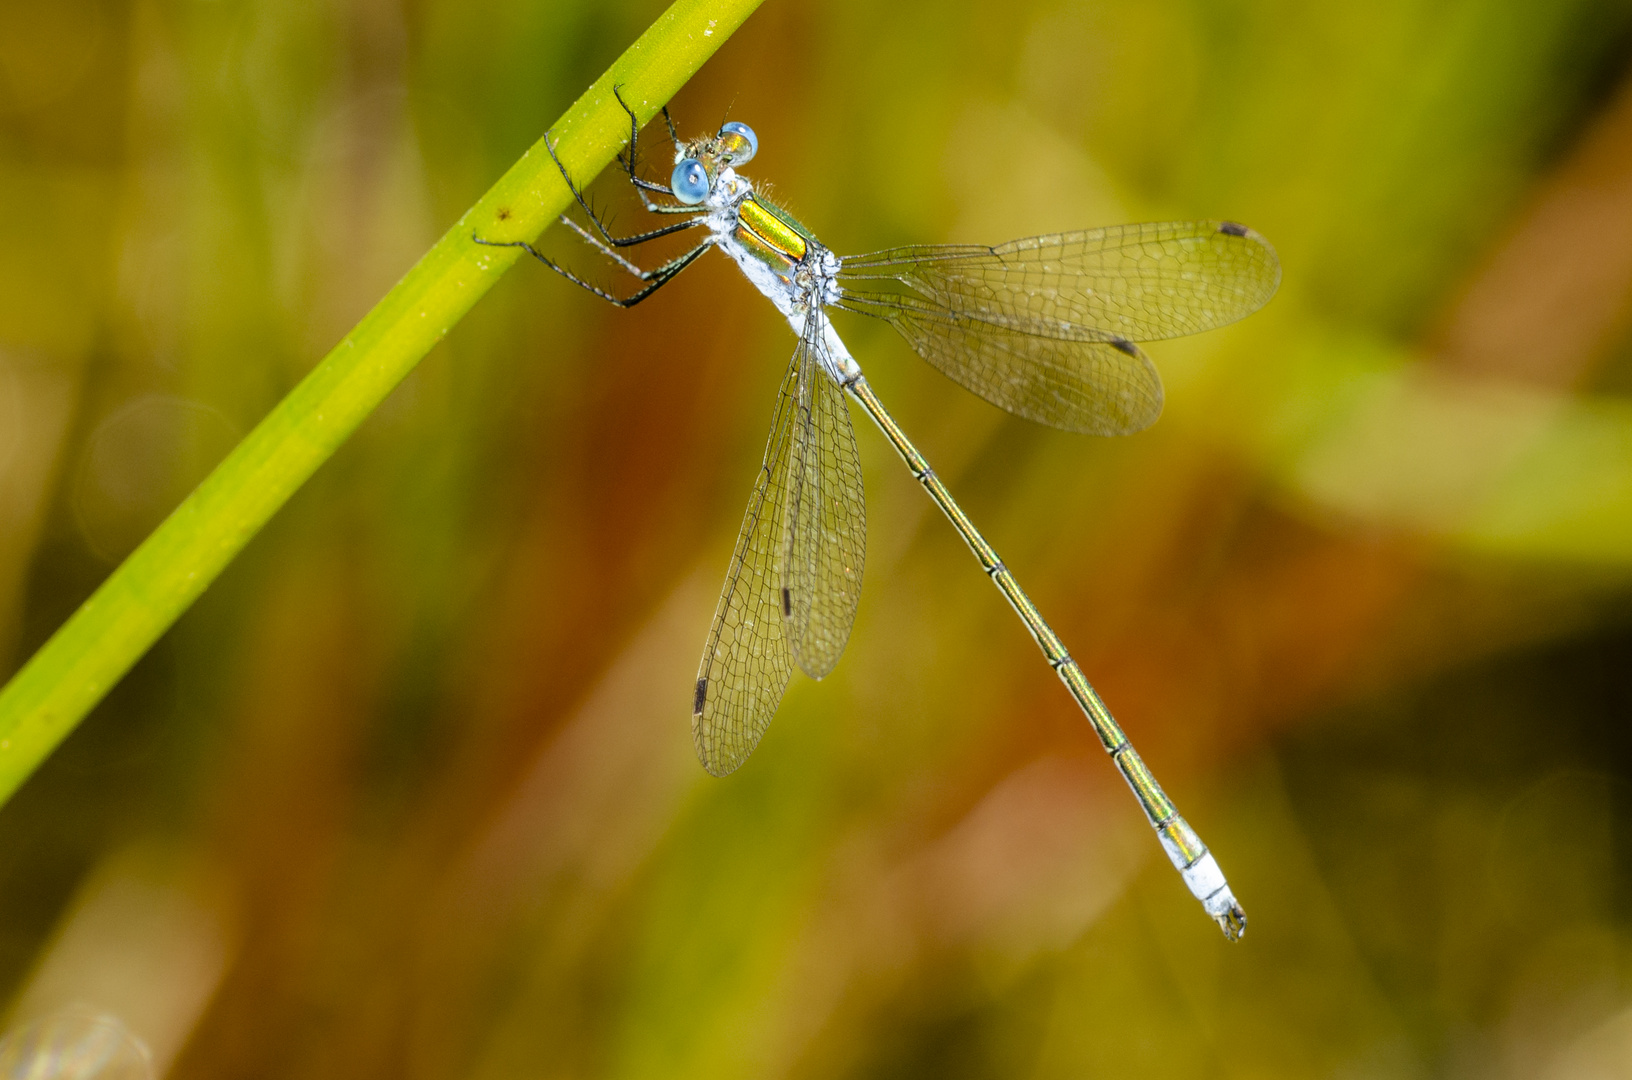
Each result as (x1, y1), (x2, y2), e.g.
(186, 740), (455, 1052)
(0, 0), (767, 810)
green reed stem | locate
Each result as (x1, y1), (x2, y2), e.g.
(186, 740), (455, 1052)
(0, 0), (767, 809)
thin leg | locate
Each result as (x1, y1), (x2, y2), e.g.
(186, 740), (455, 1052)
(556, 214), (705, 279)
(615, 84), (642, 177)
(612, 85), (677, 198)
(544, 133), (695, 247)
(636, 199), (711, 216)
(844, 374), (1247, 940)
(610, 86), (701, 215)
(473, 234), (712, 308)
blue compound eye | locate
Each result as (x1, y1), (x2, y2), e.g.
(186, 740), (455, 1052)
(670, 158), (710, 204)
(718, 121), (758, 164)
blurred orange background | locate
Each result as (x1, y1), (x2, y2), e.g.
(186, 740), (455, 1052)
(3, 0), (1632, 1076)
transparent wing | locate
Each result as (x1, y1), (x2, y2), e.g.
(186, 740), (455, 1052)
(782, 315), (866, 678)
(866, 297), (1163, 434)
(693, 352), (801, 777)
(840, 221), (1281, 344)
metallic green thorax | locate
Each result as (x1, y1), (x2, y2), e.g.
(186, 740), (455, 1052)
(734, 195), (814, 278)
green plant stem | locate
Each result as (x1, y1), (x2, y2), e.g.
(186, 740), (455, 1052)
(0, 0), (765, 810)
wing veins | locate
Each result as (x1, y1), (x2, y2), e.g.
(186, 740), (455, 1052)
(782, 315), (866, 680)
(838, 220), (1281, 344)
(693, 348), (802, 776)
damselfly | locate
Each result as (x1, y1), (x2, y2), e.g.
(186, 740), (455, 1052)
(475, 92), (1280, 939)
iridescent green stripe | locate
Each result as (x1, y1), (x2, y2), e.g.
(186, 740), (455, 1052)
(1056, 660), (1127, 752)
(1113, 747), (1177, 825)
(1161, 817), (1208, 866)
(845, 374), (1243, 936)
(849, 379), (924, 469)
(923, 474), (1001, 569)
(991, 565), (1067, 662)
(738, 197), (807, 261)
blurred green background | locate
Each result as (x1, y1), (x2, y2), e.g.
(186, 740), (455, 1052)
(3, 0), (1632, 1076)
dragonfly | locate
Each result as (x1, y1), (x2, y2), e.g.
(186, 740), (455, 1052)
(474, 91), (1280, 939)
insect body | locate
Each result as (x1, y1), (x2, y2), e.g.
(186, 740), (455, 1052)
(474, 93), (1280, 939)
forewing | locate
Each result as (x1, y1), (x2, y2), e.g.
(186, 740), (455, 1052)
(883, 299), (1164, 434)
(842, 221), (1280, 345)
(693, 353), (801, 777)
(782, 317), (866, 679)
